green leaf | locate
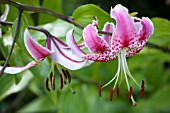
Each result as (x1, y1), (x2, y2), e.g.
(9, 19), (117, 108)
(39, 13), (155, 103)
(131, 84), (170, 113)
(31, 19), (82, 42)
(12, 0), (40, 6)
(11, 14), (31, 58)
(59, 84), (129, 113)
(149, 18), (170, 47)
(39, 0), (63, 24)
(72, 4), (115, 28)
(0, 61), (5, 65)
(17, 96), (58, 113)
(0, 71), (33, 101)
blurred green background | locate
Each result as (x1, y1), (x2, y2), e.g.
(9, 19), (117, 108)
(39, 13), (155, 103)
(0, 0), (170, 113)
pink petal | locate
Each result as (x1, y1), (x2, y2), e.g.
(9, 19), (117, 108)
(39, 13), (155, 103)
(66, 29), (86, 57)
(47, 37), (93, 70)
(102, 22), (115, 46)
(110, 4), (138, 48)
(139, 17), (154, 43)
(0, 61), (37, 74)
(83, 24), (111, 54)
(126, 17), (154, 57)
(0, 4), (9, 21)
(24, 29), (52, 61)
(137, 17), (154, 50)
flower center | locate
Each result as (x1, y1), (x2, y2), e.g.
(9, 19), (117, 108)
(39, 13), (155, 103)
(98, 49), (144, 106)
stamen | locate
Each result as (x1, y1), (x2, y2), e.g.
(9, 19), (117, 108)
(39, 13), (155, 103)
(122, 49), (140, 87)
(110, 88), (114, 101)
(98, 84), (102, 97)
(72, 91), (76, 95)
(62, 69), (67, 80)
(128, 86), (132, 100)
(59, 74), (64, 89)
(45, 77), (50, 91)
(50, 73), (55, 90)
(140, 80), (145, 98)
(65, 70), (71, 83)
(116, 84), (119, 97)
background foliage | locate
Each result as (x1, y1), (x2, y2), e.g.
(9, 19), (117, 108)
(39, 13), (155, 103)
(0, 0), (170, 113)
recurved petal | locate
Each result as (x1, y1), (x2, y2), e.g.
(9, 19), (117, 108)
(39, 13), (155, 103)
(110, 4), (137, 48)
(0, 61), (37, 74)
(102, 22), (115, 46)
(140, 17), (154, 40)
(24, 29), (52, 61)
(48, 37), (93, 70)
(126, 17), (154, 57)
(0, 4), (9, 21)
(136, 17), (154, 51)
(66, 29), (86, 57)
(83, 24), (111, 54)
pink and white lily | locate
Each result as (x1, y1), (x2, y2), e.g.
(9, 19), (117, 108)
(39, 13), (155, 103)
(66, 4), (154, 105)
(0, 4), (9, 37)
(0, 28), (93, 74)
(0, 29), (52, 74)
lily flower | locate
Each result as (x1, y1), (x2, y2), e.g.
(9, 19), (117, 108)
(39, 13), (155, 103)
(66, 4), (154, 105)
(0, 27), (92, 74)
(0, 29), (52, 74)
(0, 4), (9, 37)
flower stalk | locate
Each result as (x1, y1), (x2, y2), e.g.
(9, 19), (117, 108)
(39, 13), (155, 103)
(0, 8), (23, 76)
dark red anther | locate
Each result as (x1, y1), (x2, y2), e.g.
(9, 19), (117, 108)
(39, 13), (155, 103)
(98, 84), (102, 97)
(65, 70), (71, 83)
(50, 73), (55, 90)
(140, 80), (145, 98)
(62, 69), (67, 80)
(128, 86), (132, 100)
(134, 19), (140, 22)
(45, 77), (50, 91)
(110, 88), (114, 101)
(116, 84), (119, 97)
(59, 74), (64, 89)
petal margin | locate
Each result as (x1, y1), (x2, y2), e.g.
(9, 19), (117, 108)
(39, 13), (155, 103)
(24, 29), (52, 61)
(66, 29), (86, 57)
(0, 61), (37, 74)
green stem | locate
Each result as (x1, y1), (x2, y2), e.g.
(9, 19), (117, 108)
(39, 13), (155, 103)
(0, 0), (84, 28)
(0, 8), (23, 76)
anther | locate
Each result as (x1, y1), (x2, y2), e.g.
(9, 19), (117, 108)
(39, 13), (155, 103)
(72, 91), (76, 95)
(50, 73), (55, 90)
(128, 86), (132, 100)
(65, 70), (71, 83)
(62, 69), (67, 80)
(45, 77), (50, 91)
(59, 74), (64, 89)
(116, 84), (119, 97)
(110, 88), (114, 101)
(140, 80), (145, 98)
(98, 84), (102, 97)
